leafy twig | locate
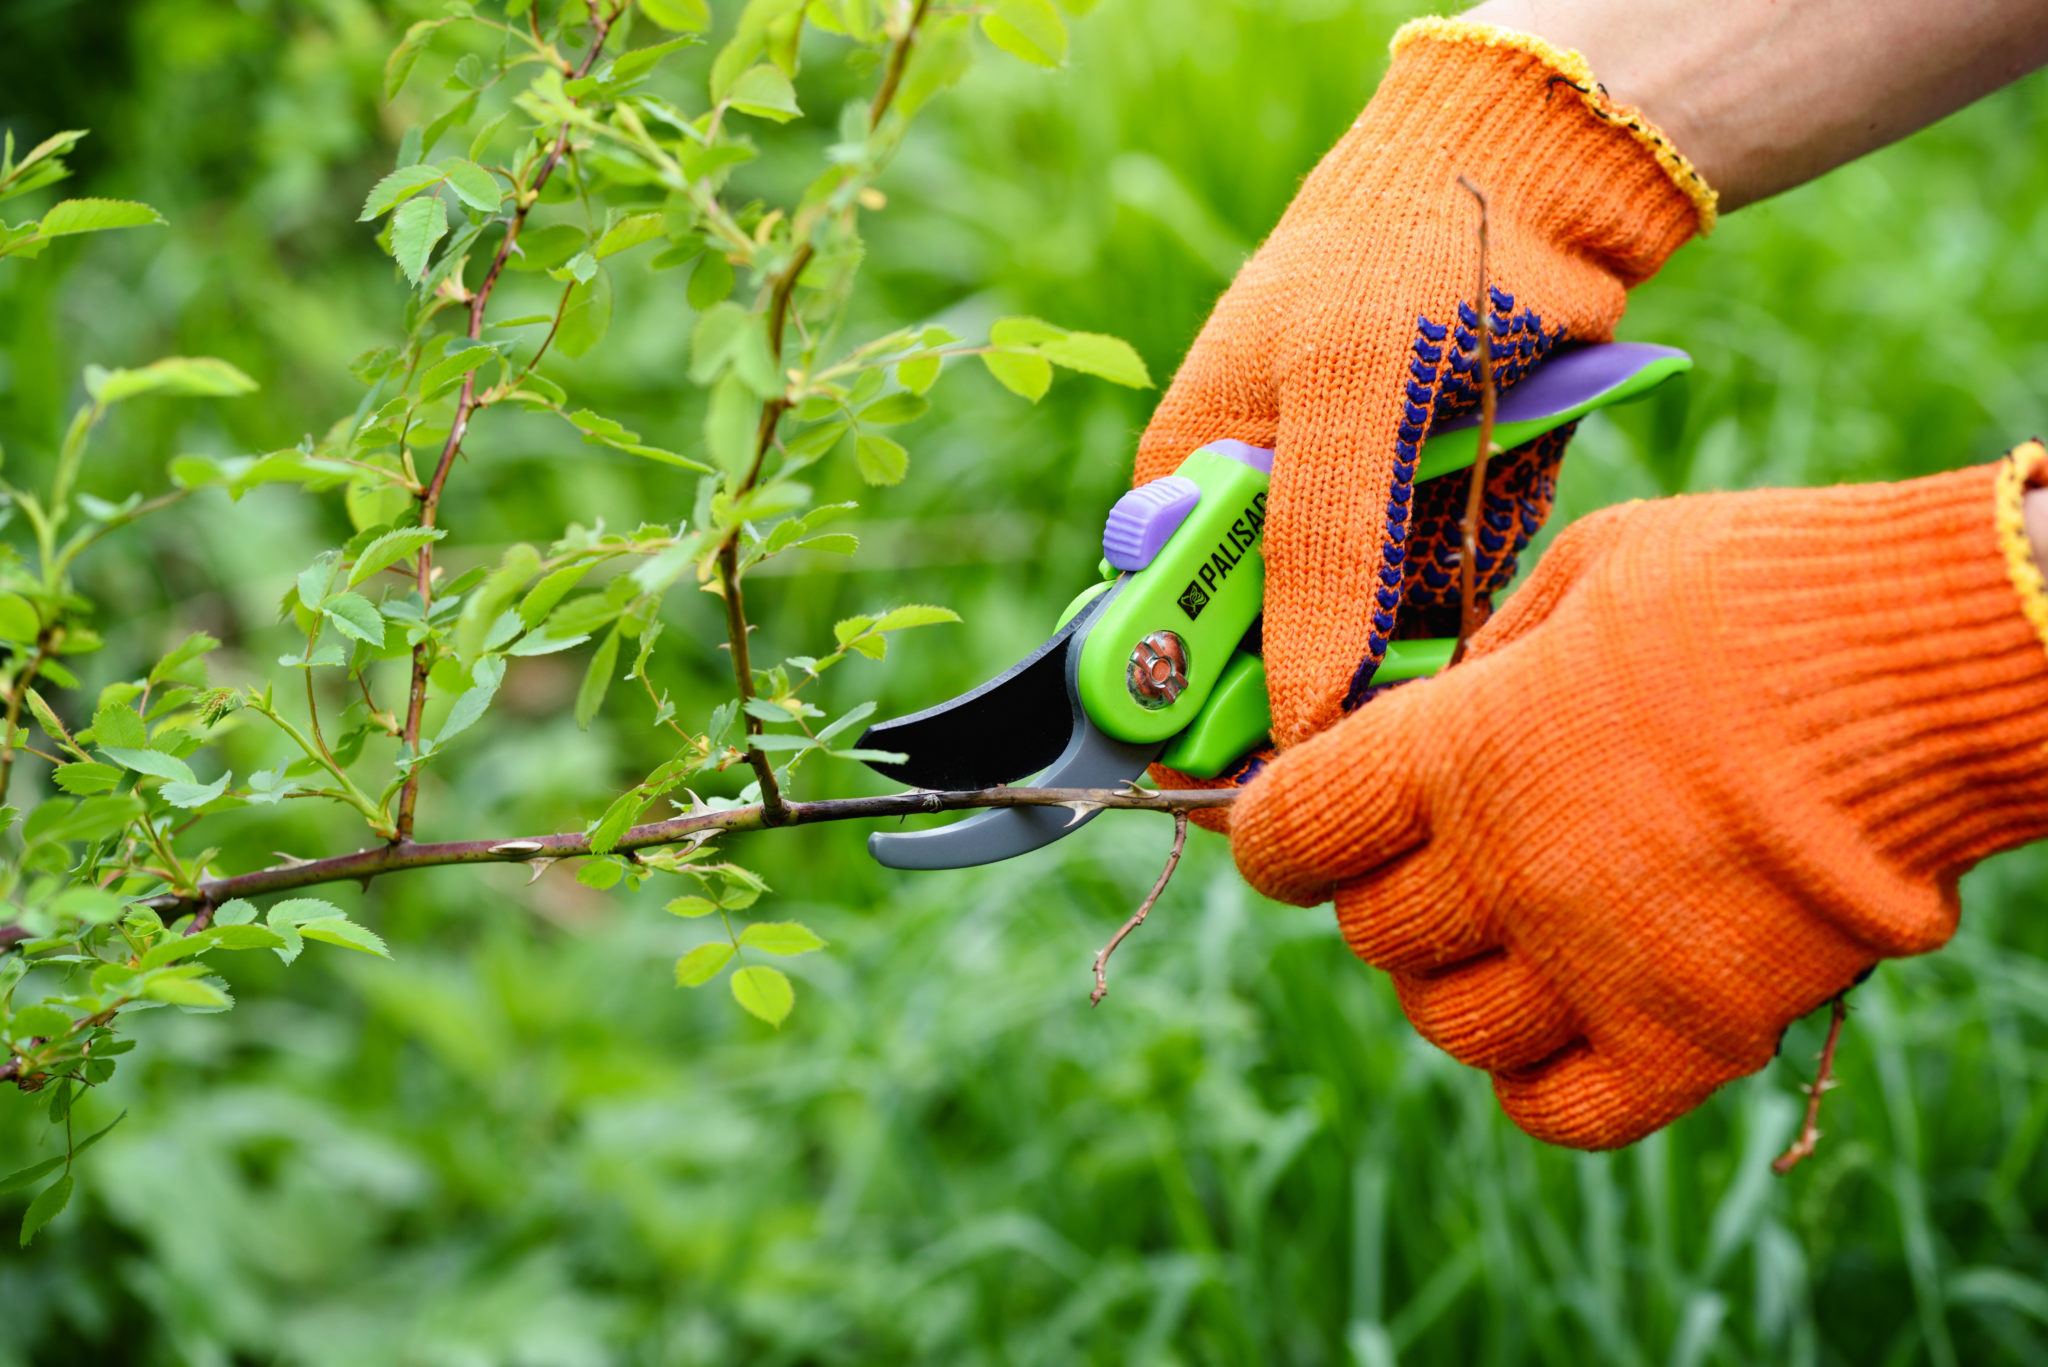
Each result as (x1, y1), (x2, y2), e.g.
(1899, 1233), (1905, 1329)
(1450, 175), (1497, 668)
(1090, 808), (1188, 1006)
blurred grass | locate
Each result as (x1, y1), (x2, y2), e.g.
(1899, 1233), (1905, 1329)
(4, 0), (2048, 1362)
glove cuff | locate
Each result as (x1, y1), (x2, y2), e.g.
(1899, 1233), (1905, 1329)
(1372, 18), (1716, 282)
(1717, 446), (2048, 895)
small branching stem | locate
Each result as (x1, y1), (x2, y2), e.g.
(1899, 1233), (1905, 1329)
(1773, 994), (1850, 1175)
(0, 787), (1246, 926)
(393, 5), (621, 842)
(1090, 808), (1188, 1007)
(1451, 175), (1497, 668)
(0, 630), (54, 798)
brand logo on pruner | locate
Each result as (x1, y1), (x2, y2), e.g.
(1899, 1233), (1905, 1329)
(1177, 492), (1267, 622)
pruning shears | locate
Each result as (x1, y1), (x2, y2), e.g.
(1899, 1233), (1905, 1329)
(856, 342), (1691, 870)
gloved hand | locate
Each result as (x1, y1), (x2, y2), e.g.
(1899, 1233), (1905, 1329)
(1230, 445), (2048, 1149)
(1136, 17), (1716, 760)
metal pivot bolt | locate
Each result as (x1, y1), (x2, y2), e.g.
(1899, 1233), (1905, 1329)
(1127, 631), (1191, 709)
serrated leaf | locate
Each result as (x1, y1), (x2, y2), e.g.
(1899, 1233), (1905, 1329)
(440, 159), (501, 213)
(897, 355), (942, 395)
(730, 965), (793, 1026)
(688, 250), (734, 309)
(739, 921), (826, 956)
(575, 629), (621, 729)
(99, 747), (195, 784)
(19, 1174), (71, 1247)
(517, 562), (595, 627)
(436, 656), (506, 746)
(385, 17), (453, 98)
(320, 592), (386, 647)
(859, 392), (929, 426)
(297, 918), (391, 958)
(675, 942), (735, 986)
(0, 592), (37, 643)
(206, 924), (286, 951)
(594, 212), (665, 258)
(348, 527), (445, 587)
(38, 198), (165, 238)
(589, 788), (643, 855)
(419, 342), (500, 397)
(854, 434), (908, 486)
(215, 899), (258, 925)
(159, 773), (230, 809)
(982, 350), (1052, 402)
(51, 762), (120, 796)
(391, 195), (448, 282)
(665, 895), (719, 918)
(358, 164), (447, 220)
(149, 630), (220, 684)
(0, 1157), (64, 1197)
(638, 0), (711, 30)
(873, 604), (961, 632)
(85, 357), (258, 405)
(144, 975), (230, 1008)
(1040, 331), (1153, 388)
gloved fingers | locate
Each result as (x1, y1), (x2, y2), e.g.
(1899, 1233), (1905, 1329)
(1391, 949), (1578, 1073)
(1459, 496), (1628, 660)
(1228, 689), (1433, 907)
(1263, 347), (1413, 748)
(1391, 423), (1575, 642)
(1490, 1037), (1724, 1151)
(1133, 292), (1279, 487)
(1332, 841), (1495, 973)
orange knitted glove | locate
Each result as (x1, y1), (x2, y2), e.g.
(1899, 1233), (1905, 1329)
(1230, 445), (2048, 1150)
(1137, 18), (1716, 758)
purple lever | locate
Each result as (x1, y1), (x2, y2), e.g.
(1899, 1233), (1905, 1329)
(1103, 441), (1275, 571)
(1428, 341), (1688, 434)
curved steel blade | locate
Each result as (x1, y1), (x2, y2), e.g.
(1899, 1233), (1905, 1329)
(857, 581), (1120, 792)
(868, 589), (1160, 870)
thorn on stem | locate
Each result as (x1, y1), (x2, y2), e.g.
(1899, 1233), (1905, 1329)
(1773, 993), (1850, 1176)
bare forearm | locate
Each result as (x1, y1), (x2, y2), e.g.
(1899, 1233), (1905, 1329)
(1465, 0), (2048, 211)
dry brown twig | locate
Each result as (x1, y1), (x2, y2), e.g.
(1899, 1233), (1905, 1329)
(1772, 994), (1850, 1175)
(1450, 175), (1498, 668)
(1090, 809), (1190, 1006)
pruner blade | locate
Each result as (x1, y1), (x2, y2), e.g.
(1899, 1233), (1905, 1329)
(862, 584), (1159, 870)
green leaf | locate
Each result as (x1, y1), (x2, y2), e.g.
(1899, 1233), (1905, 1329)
(439, 159), (502, 213)
(149, 630), (221, 685)
(0, 1157), (64, 1197)
(215, 899), (258, 925)
(8, 1005), (71, 1040)
(67, 1111), (126, 1164)
(358, 164), (447, 220)
(391, 195), (449, 282)
(575, 629), (622, 729)
(506, 222), (586, 272)
(688, 250), (734, 309)
(859, 392), (929, 426)
(638, 0), (711, 31)
(982, 350), (1053, 402)
(89, 700), (146, 750)
(897, 355), (942, 395)
(298, 918), (391, 958)
(613, 35), (703, 83)
(51, 762), (120, 796)
(1040, 331), (1153, 388)
(385, 17), (454, 98)
(320, 592), (386, 647)
(159, 773), (230, 810)
(85, 357), (258, 405)
(517, 562), (595, 628)
(675, 942), (735, 986)
(19, 1174), (71, 1248)
(873, 604), (962, 632)
(738, 921), (826, 956)
(704, 374), (760, 481)
(348, 527), (445, 587)
(990, 316), (1067, 347)
(691, 301), (779, 395)
(589, 788), (643, 856)
(144, 975), (230, 1009)
(730, 965), (794, 1026)
(38, 198), (165, 238)
(556, 269), (613, 357)
(664, 895), (719, 918)
(981, 0), (1067, 65)
(35, 795), (144, 845)
(594, 212), (665, 259)
(206, 924), (287, 952)
(420, 340), (502, 397)
(727, 64), (802, 122)
(854, 434), (908, 486)
(99, 747), (196, 784)
(436, 656), (506, 746)
(0, 591), (37, 642)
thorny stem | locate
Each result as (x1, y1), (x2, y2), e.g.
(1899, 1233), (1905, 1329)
(393, 4), (622, 842)
(1451, 176), (1497, 669)
(1090, 808), (1189, 1007)
(1773, 994), (1850, 1175)
(0, 787), (1246, 927)
(716, 0), (934, 827)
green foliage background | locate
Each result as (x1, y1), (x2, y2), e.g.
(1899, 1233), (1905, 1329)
(5, 0), (2048, 1362)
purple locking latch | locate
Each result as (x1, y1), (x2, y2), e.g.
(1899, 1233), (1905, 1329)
(1103, 441), (1274, 571)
